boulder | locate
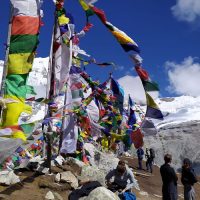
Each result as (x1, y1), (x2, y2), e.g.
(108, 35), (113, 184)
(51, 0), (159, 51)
(65, 157), (85, 175)
(0, 170), (20, 185)
(80, 165), (105, 186)
(54, 155), (65, 166)
(53, 192), (63, 200)
(60, 171), (78, 189)
(55, 173), (61, 183)
(83, 143), (119, 174)
(79, 197), (87, 200)
(0, 194), (10, 199)
(65, 157), (85, 168)
(45, 191), (55, 200)
(51, 166), (64, 174)
(84, 187), (120, 200)
(97, 152), (119, 174)
(38, 175), (71, 191)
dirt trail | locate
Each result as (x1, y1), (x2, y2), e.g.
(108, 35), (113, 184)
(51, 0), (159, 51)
(121, 156), (200, 200)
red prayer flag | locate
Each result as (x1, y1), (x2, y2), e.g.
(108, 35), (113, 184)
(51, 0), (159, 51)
(135, 66), (149, 81)
(131, 128), (144, 149)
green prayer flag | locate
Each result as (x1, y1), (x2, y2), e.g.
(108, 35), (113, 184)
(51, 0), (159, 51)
(9, 35), (39, 54)
(5, 74), (28, 98)
(143, 80), (159, 91)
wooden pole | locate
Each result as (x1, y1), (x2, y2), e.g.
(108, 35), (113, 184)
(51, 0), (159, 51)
(45, 10), (58, 173)
(42, 21), (55, 160)
(46, 131), (53, 174)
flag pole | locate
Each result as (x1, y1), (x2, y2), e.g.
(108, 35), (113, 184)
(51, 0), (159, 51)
(42, 20), (55, 160)
(45, 8), (58, 174)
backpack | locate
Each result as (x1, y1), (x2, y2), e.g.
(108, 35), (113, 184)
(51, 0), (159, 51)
(150, 148), (155, 159)
(122, 192), (136, 200)
(191, 169), (198, 185)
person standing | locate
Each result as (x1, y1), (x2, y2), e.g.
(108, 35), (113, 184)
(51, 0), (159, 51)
(145, 148), (150, 170)
(145, 148), (155, 173)
(136, 147), (144, 170)
(181, 158), (198, 200)
(160, 154), (178, 200)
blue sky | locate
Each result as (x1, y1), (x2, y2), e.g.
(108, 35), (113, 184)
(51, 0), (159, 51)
(1, 0), (200, 99)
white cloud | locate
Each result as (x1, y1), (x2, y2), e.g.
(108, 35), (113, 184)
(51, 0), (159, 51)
(117, 75), (159, 104)
(171, 0), (200, 22)
(165, 57), (200, 96)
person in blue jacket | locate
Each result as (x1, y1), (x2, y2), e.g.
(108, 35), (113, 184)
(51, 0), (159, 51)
(136, 147), (144, 170)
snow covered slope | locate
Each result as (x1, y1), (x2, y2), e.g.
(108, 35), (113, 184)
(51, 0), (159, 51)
(155, 96), (200, 127)
(27, 57), (49, 98)
(144, 96), (200, 174)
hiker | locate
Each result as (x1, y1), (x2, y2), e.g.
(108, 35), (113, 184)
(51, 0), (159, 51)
(136, 147), (144, 170)
(181, 158), (198, 200)
(160, 154), (178, 200)
(105, 160), (136, 193)
(145, 148), (155, 173)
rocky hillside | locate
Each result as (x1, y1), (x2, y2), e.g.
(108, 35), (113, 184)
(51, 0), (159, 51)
(0, 154), (199, 200)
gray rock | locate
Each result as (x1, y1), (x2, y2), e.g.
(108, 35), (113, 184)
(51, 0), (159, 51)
(84, 187), (120, 200)
(45, 191), (55, 200)
(65, 157), (85, 176)
(78, 143), (120, 186)
(51, 166), (64, 174)
(65, 157), (85, 168)
(38, 175), (71, 191)
(54, 155), (65, 166)
(55, 173), (61, 183)
(60, 171), (78, 189)
(84, 143), (119, 173)
(0, 170), (20, 186)
(80, 165), (105, 186)
(79, 197), (87, 200)
(53, 192), (63, 200)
